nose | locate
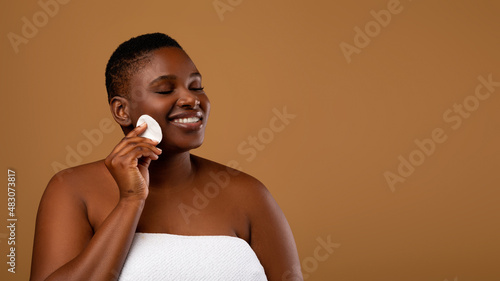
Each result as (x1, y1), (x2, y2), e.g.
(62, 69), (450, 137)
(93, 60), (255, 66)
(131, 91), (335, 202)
(176, 87), (200, 109)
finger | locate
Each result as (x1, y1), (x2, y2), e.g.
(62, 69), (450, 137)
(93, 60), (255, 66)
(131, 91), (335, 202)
(112, 136), (159, 154)
(138, 157), (152, 170)
(114, 142), (162, 158)
(126, 122), (148, 138)
(110, 123), (154, 153)
(123, 136), (159, 146)
(114, 143), (162, 163)
(109, 135), (160, 160)
(106, 140), (161, 169)
(119, 146), (160, 165)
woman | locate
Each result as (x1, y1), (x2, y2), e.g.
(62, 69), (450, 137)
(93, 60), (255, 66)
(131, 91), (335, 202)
(30, 33), (302, 281)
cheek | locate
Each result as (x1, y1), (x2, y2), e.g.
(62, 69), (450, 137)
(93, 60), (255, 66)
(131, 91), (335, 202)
(129, 87), (151, 105)
(134, 94), (176, 113)
(202, 99), (211, 118)
(200, 94), (210, 111)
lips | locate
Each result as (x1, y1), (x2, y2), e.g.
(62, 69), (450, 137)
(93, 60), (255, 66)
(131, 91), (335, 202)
(168, 111), (204, 130)
(172, 116), (201, 123)
(168, 110), (203, 120)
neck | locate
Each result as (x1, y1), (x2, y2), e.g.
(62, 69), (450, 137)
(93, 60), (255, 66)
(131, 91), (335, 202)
(148, 151), (195, 188)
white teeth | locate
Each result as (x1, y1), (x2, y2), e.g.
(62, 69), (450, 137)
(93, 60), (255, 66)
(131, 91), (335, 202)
(173, 117), (200, 123)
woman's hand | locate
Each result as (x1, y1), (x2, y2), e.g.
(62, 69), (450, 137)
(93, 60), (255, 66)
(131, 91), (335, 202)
(104, 123), (162, 200)
(31, 127), (161, 281)
(31, 124), (161, 281)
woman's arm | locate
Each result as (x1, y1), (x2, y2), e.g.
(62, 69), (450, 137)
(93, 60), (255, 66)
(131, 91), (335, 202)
(30, 124), (161, 281)
(30, 184), (145, 281)
(248, 182), (304, 281)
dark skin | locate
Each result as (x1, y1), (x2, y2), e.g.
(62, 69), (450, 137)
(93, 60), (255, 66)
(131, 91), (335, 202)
(30, 47), (303, 281)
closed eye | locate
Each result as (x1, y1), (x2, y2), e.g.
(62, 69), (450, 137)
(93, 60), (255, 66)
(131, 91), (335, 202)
(156, 91), (174, 95)
(156, 87), (204, 94)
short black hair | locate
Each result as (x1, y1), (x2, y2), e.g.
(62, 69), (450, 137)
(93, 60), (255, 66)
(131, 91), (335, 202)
(105, 33), (183, 103)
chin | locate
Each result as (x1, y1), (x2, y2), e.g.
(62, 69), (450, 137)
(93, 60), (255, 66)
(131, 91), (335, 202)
(185, 137), (204, 150)
(189, 142), (203, 150)
(163, 136), (204, 153)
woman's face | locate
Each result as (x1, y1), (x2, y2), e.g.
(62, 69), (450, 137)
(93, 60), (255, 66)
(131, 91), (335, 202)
(127, 47), (210, 152)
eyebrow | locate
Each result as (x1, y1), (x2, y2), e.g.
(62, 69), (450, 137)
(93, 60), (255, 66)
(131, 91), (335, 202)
(148, 72), (202, 86)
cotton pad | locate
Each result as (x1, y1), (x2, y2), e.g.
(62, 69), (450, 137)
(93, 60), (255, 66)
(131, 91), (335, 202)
(137, 114), (162, 143)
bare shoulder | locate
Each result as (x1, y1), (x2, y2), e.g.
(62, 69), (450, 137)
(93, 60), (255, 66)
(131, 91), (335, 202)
(38, 159), (110, 217)
(191, 155), (302, 280)
(44, 160), (114, 199)
(190, 154), (280, 234)
(31, 161), (111, 281)
(47, 160), (111, 187)
(191, 154), (273, 207)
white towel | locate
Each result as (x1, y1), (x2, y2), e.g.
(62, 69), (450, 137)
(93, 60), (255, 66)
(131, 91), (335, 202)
(118, 233), (268, 281)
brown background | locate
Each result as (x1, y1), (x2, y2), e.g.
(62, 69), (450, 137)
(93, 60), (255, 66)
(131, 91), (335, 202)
(1, 0), (499, 280)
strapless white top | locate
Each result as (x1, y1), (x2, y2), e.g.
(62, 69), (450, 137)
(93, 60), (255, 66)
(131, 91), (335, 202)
(118, 233), (268, 281)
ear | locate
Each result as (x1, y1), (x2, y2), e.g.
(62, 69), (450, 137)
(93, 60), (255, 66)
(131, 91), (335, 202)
(109, 96), (132, 127)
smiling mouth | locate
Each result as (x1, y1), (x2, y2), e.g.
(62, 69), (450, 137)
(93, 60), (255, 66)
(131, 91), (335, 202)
(172, 117), (201, 124)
